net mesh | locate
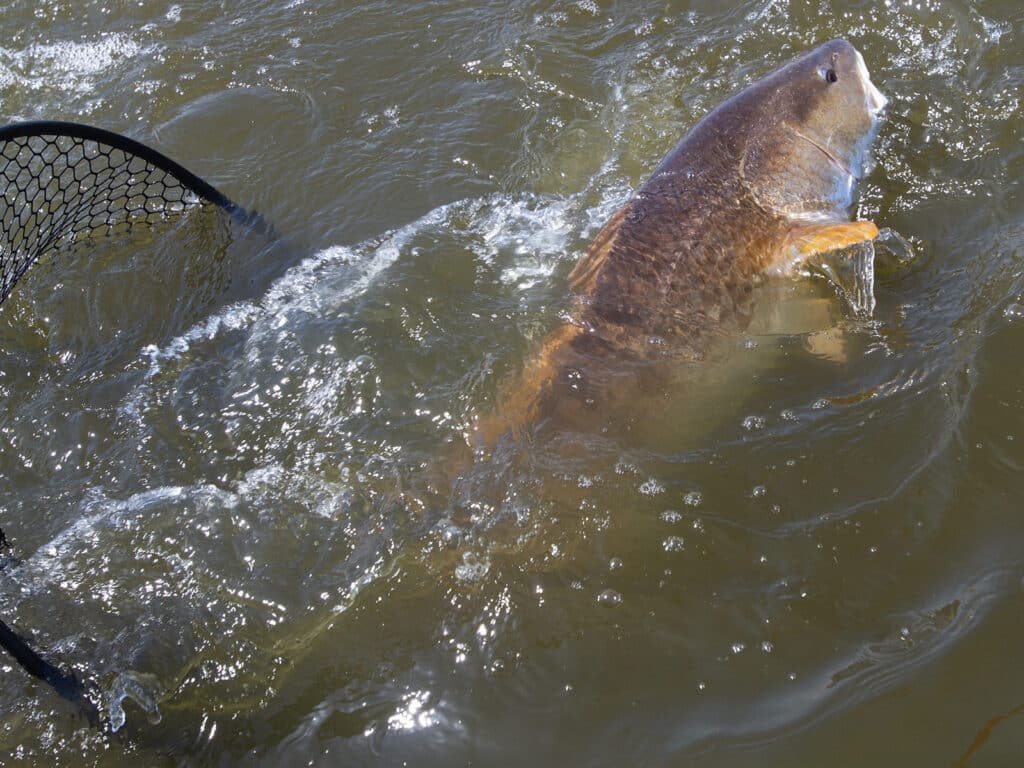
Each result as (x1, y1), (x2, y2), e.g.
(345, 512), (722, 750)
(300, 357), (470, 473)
(0, 125), (239, 308)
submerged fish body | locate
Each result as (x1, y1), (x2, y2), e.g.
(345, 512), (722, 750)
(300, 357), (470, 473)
(474, 39), (888, 445)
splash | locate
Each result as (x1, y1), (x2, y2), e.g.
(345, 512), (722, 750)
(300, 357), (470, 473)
(802, 240), (877, 317)
(108, 671), (162, 732)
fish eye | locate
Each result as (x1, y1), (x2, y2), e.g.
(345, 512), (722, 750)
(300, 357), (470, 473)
(824, 68), (838, 84)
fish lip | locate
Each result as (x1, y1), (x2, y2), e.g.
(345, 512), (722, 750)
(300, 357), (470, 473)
(789, 127), (860, 182)
(866, 93), (888, 117)
(854, 49), (889, 116)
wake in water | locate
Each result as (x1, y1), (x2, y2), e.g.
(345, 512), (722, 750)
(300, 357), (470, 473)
(4, 178), (634, 728)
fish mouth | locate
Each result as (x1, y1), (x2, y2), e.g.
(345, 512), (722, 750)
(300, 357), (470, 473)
(790, 127), (860, 182)
(854, 49), (888, 117)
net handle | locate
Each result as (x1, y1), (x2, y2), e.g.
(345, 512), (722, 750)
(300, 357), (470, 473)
(0, 120), (260, 228)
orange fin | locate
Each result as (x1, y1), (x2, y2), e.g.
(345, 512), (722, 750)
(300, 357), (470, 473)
(789, 220), (879, 258)
(472, 202), (634, 450)
(795, 223), (879, 316)
(569, 202), (631, 294)
(470, 323), (582, 450)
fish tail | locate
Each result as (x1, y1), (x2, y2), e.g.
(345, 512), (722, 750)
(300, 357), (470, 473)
(469, 322), (581, 450)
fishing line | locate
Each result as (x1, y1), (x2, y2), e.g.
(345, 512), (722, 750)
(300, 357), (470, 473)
(0, 119), (274, 724)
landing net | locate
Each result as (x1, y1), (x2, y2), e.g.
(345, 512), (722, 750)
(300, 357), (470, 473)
(0, 120), (254, 307)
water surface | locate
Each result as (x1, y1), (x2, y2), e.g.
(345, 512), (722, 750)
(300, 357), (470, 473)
(1, 0), (1024, 765)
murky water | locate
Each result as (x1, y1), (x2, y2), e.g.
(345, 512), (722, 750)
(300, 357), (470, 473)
(1, 0), (1023, 765)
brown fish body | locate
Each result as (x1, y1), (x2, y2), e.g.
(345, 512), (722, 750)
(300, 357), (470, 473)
(475, 39), (887, 446)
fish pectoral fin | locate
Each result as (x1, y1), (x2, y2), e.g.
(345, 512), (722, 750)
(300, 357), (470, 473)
(790, 221), (879, 317)
(788, 220), (879, 259)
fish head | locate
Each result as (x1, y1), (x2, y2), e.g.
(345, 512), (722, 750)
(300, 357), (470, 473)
(740, 39), (888, 221)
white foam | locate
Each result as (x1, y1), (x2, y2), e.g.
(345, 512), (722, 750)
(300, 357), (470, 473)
(141, 302), (260, 378)
(138, 184), (630, 384)
(0, 33), (148, 95)
(28, 484), (239, 585)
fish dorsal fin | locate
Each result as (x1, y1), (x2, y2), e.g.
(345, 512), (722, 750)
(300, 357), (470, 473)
(569, 202), (632, 295)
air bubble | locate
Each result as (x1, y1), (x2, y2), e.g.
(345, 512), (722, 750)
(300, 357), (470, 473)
(742, 415), (766, 431)
(454, 551), (490, 582)
(662, 536), (685, 552)
(639, 479), (664, 496)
